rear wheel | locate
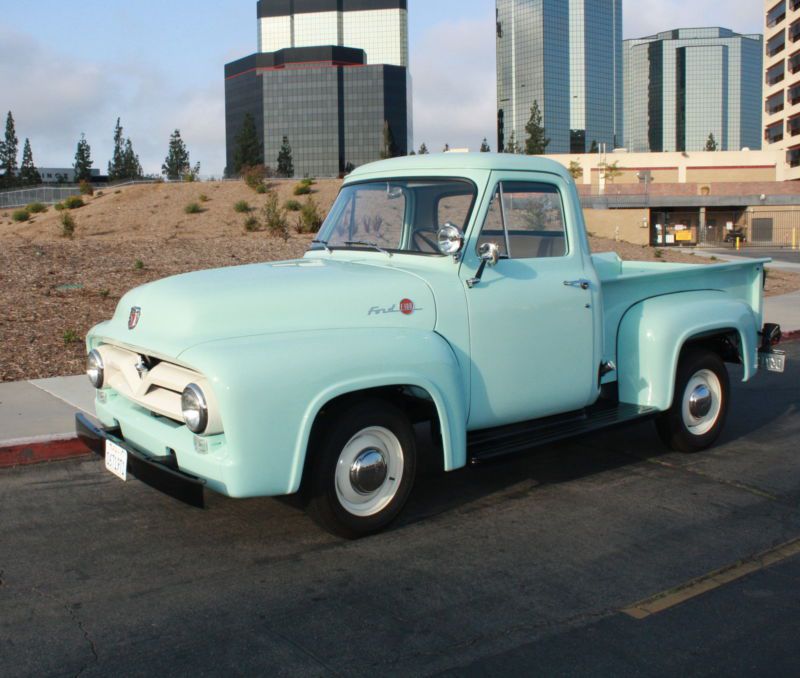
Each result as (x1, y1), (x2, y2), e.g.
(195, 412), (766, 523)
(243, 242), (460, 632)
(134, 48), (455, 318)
(307, 398), (416, 538)
(656, 348), (729, 453)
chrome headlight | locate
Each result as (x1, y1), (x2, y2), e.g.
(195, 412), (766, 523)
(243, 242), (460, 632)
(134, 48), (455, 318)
(86, 349), (105, 389)
(437, 222), (464, 255)
(181, 384), (208, 434)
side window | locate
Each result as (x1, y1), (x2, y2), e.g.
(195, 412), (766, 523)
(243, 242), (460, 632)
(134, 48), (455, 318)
(477, 181), (567, 259)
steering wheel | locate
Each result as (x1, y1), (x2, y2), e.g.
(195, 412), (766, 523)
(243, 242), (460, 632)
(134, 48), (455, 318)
(412, 227), (439, 252)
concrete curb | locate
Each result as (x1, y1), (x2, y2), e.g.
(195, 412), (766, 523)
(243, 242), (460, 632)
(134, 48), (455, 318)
(0, 437), (90, 469)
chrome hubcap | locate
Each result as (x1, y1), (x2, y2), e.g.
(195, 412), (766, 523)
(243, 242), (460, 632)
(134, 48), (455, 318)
(349, 448), (388, 495)
(335, 426), (404, 517)
(688, 385), (712, 418)
(681, 369), (722, 436)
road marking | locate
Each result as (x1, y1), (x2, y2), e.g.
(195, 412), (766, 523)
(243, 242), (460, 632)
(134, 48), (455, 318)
(621, 537), (800, 620)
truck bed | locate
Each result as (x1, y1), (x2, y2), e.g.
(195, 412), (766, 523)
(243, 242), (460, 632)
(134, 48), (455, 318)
(592, 252), (768, 371)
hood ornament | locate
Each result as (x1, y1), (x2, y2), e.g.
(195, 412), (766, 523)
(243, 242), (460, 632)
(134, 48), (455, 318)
(128, 306), (141, 330)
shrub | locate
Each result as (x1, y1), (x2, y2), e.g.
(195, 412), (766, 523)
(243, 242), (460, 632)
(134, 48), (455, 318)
(300, 177), (315, 186)
(63, 329), (80, 345)
(293, 182), (312, 196)
(96, 191), (104, 197)
(284, 199), (302, 212)
(64, 195), (85, 209)
(184, 202), (203, 214)
(79, 180), (94, 196)
(296, 197), (324, 234)
(12, 209), (30, 222)
(199, 194), (210, 202)
(263, 191), (289, 241)
(242, 164), (268, 191)
(256, 183), (268, 194)
(60, 211), (76, 238)
(54, 202), (65, 211)
(243, 216), (261, 232)
(99, 289), (110, 298)
(134, 259), (145, 270)
(26, 202), (47, 214)
(233, 200), (251, 213)
(114, 190), (122, 195)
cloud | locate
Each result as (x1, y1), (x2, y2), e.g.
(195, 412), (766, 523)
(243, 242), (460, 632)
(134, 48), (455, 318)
(0, 26), (226, 176)
(410, 18), (497, 152)
(624, 0), (762, 38)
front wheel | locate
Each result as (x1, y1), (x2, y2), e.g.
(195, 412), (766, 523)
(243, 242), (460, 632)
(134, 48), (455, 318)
(307, 398), (416, 538)
(655, 348), (730, 453)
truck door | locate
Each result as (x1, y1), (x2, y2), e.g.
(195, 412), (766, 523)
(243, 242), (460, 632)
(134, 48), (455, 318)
(460, 174), (599, 430)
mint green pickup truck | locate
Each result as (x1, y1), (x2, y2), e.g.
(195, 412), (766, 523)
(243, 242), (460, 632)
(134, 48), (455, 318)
(76, 154), (785, 537)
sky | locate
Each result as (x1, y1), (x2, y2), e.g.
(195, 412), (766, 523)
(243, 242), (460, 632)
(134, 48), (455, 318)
(0, 1), (762, 176)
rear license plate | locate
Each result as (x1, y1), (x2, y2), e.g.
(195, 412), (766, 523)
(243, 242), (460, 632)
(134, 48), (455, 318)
(105, 440), (128, 481)
(758, 350), (786, 373)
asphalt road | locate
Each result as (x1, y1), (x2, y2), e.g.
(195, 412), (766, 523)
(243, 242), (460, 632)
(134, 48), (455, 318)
(704, 247), (800, 265)
(2, 342), (799, 677)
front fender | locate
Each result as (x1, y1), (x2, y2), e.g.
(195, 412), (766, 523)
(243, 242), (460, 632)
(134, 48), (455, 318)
(178, 328), (467, 497)
(617, 291), (758, 411)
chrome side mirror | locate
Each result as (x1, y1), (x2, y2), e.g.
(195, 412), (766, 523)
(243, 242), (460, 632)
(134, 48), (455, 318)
(478, 242), (500, 267)
(437, 223), (464, 256)
(467, 242), (502, 289)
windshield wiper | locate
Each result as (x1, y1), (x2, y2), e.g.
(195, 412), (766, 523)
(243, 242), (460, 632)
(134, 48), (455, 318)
(311, 239), (331, 253)
(344, 240), (393, 257)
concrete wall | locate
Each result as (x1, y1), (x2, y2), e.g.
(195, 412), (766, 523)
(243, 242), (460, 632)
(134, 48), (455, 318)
(583, 208), (650, 245)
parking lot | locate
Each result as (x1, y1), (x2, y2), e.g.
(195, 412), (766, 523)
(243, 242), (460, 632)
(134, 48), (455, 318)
(1, 341), (799, 677)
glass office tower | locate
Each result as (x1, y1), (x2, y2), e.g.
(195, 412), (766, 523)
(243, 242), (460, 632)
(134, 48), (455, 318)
(624, 28), (763, 152)
(496, 0), (622, 154)
(226, 1), (411, 177)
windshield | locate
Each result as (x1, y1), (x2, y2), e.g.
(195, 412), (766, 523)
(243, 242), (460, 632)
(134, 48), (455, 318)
(313, 179), (477, 255)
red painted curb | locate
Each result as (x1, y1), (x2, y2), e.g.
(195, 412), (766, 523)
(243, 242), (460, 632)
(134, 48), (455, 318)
(0, 438), (91, 469)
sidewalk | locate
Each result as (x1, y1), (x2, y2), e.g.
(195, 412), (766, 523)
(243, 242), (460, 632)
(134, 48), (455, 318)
(1, 291), (798, 466)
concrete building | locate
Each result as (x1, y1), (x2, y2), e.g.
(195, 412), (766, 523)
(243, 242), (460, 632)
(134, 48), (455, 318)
(226, 1), (411, 177)
(624, 28), (763, 153)
(495, 0), (622, 154)
(763, 0), (800, 180)
(547, 149), (800, 248)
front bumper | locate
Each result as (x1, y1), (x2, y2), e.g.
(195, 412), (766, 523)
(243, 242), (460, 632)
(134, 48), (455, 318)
(75, 413), (206, 508)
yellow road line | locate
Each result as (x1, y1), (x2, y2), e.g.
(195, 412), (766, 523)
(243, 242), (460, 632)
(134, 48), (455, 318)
(621, 537), (800, 620)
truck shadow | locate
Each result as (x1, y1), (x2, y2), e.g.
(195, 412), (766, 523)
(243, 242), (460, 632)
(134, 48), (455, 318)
(397, 357), (799, 531)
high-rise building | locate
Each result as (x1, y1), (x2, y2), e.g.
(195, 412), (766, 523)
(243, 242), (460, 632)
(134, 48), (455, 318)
(495, 0), (622, 155)
(225, 1), (411, 177)
(763, 1), (800, 178)
(624, 28), (763, 153)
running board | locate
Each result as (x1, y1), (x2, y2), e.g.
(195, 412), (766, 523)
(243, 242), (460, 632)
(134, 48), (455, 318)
(468, 402), (658, 464)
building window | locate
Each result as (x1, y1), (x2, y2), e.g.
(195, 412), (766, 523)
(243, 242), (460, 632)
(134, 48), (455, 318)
(765, 121), (785, 143)
(766, 90), (785, 114)
(767, 1), (786, 28)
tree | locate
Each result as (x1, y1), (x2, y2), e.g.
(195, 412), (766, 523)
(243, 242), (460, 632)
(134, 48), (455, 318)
(108, 118), (125, 180)
(589, 139), (599, 154)
(162, 129), (191, 180)
(276, 136), (294, 178)
(480, 138), (491, 152)
(568, 160), (583, 181)
(19, 138), (41, 185)
(600, 160), (622, 183)
(1, 111), (19, 187)
(231, 113), (263, 175)
(73, 133), (94, 182)
(380, 120), (396, 159)
(705, 132), (718, 152)
(418, 142), (429, 155)
(524, 100), (549, 155)
(504, 130), (521, 154)
(442, 143), (450, 153)
(122, 139), (143, 179)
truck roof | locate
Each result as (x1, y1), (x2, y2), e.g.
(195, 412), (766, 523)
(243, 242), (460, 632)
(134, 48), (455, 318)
(347, 153), (572, 182)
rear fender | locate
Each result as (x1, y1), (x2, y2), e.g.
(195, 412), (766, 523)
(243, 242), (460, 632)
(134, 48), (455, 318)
(616, 291), (758, 411)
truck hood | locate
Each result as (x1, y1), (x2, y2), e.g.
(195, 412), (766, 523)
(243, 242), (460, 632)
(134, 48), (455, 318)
(97, 258), (436, 359)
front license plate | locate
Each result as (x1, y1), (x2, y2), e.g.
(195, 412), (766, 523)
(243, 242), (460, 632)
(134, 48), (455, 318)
(758, 350), (786, 373)
(105, 440), (128, 481)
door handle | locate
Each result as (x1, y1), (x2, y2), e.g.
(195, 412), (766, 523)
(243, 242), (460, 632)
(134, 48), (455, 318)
(563, 279), (591, 290)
